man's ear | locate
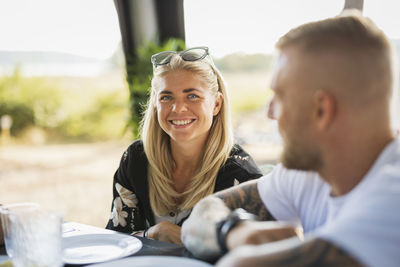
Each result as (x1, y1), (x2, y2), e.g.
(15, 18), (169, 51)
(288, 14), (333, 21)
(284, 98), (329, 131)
(213, 92), (223, 116)
(313, 90), (336, 131)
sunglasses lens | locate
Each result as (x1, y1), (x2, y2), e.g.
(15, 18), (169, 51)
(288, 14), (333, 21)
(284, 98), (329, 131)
(152, 47), (212, 69)
(181, 48), (207, 61)
(152, 52), (175, 66)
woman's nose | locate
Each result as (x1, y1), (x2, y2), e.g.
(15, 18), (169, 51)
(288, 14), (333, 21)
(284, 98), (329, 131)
(172, 99), (188, 112)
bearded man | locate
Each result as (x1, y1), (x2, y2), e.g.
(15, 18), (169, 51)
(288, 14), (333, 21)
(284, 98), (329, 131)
(181, 10), (400, 267)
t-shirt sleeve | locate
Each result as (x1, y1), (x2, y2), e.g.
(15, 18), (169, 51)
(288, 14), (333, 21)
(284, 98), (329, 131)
(315, 165), (400, 267)
(257, 164), (300, 223)
(257, 164), (326, 231)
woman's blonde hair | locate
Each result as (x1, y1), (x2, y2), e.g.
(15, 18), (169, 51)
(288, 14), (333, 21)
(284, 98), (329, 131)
(141, 54), (234, 215)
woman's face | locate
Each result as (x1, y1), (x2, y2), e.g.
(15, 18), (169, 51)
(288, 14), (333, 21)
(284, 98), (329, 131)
(155, 70), (222, 146)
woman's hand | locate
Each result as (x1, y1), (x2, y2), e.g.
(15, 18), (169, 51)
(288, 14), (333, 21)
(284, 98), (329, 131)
(147, 221), (182, 245)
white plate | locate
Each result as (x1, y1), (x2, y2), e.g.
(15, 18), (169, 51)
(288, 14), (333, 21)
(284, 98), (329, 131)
(62, 233), (142, 265)
(90, 256), (213, 267)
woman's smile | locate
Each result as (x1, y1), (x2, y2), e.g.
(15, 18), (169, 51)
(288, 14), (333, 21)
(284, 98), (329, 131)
(169, 119), (196, 127)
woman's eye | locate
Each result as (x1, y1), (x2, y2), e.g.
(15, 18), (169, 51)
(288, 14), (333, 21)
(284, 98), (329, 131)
(160, 95), (171, 101)
(188, 94), (199, 99)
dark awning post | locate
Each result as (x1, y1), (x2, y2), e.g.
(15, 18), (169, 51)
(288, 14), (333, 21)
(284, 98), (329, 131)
(113, 0), (185, 137)
(154, 0), (185, 43)
(343, 0), (364, 12)
(114, 0), (185, 64)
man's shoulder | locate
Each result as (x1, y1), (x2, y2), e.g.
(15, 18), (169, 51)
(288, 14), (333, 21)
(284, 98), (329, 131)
(366, 163), (400, 193)
(356, 138), (400, 194)
(315, 163), (400, 267)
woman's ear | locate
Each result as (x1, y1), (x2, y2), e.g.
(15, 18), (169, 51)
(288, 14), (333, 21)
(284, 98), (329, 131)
(213, 92), (223, 116)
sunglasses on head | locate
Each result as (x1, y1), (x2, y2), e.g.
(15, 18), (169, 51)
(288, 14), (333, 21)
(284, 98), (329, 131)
(151, 46), (214, 69)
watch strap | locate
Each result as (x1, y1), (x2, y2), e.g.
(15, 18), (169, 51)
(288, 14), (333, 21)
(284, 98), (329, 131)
(216, 208), (257, 254)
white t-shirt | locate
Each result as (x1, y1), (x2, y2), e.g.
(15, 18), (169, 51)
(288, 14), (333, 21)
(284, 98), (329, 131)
(257, 138), (400, 267)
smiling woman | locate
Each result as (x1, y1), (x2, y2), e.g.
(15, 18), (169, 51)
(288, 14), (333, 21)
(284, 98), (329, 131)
(105, 47), (263, 244)
(155, 70), (222, 144)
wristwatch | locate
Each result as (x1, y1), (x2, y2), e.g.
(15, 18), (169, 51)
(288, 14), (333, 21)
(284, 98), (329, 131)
(216, 208), (257, 253)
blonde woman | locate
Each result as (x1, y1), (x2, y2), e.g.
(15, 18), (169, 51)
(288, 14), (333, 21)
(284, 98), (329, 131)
(106, 47), (262, 244)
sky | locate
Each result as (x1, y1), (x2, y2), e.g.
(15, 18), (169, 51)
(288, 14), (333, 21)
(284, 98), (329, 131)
(0, 0), (121, 60)
(0, 0), (400, 59)
(185, 0), (344, 56)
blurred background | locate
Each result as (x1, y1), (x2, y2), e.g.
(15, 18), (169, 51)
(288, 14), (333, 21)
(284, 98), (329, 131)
(1, 0), (399, 227)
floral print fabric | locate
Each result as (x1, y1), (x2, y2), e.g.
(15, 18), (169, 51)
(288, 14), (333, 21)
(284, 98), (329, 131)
(106, 140), (263, 234)
(110, 183), (139, 227)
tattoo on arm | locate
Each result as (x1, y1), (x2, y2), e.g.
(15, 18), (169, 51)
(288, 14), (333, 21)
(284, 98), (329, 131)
(238, 237), (362, 267)
(213, 180), (275, 221)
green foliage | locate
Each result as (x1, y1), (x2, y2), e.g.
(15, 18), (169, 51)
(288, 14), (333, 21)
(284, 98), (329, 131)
(0, 70), (62, 135)
(231, 94), (270, 114)
(58, 91), (128, 141)
(0, 102), (34, 135)
(0, 69), (129, 141)
(225, 71), (273, 114)
(125, 38), (186, 138)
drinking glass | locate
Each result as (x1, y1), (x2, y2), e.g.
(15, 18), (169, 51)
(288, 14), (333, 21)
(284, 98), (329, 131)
(0, 203), (63, 267)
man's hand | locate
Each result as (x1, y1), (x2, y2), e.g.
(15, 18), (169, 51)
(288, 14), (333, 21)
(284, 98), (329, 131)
(181, 197), (230, 260)
(227, 221), (302, 250)
(147, 221), (182, 244)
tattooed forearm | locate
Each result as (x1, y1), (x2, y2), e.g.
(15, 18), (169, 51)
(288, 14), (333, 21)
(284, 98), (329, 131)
(224, 237), (363, 267)
(213, 180), (275, 221)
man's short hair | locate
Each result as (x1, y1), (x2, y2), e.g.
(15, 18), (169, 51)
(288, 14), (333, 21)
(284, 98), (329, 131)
(276, 10), (391, 55)
(276, 10), (394, 105)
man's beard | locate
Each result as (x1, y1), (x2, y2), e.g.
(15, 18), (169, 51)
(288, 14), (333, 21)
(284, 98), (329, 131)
(280, 134), (323, 171)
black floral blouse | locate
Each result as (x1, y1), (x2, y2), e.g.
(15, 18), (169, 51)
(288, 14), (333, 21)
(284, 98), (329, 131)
(106, 140), (263, 233)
